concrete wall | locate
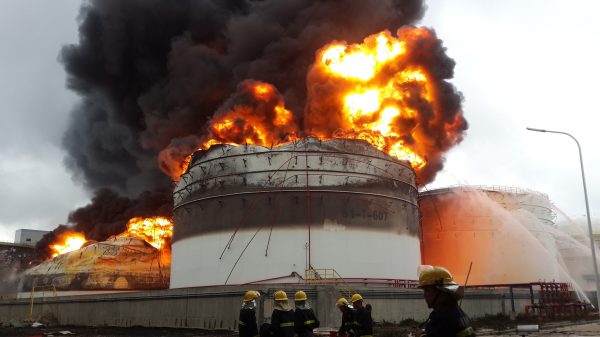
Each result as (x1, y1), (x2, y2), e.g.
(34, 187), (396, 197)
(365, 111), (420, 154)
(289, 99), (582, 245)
(0, 285), (536, 329)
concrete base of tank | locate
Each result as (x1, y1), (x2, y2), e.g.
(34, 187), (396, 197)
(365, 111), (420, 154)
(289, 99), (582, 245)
(0, 284), (539, 330)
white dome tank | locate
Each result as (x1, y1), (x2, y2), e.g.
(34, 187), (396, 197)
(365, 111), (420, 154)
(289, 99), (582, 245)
(170, 138), (420, 287)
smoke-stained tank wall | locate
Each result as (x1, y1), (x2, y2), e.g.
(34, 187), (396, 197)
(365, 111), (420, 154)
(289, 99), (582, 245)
(171, 138), (420, 287)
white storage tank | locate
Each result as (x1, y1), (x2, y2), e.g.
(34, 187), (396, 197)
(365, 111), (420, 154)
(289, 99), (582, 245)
(170, 138), (420, 287)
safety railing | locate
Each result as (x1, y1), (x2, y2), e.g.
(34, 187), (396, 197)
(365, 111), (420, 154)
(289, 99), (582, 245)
(305, 267), (356, 298)
(29, 284), (57, 320)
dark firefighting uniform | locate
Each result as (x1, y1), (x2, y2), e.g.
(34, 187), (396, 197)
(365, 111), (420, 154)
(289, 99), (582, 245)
(424, 304), (475, 337)
(239, 307), (259, 337)
(354, 306), (373, 337)
(270, 309), (295, 337)
(338, 308), (357, 337)
(294, 307), (320, 337)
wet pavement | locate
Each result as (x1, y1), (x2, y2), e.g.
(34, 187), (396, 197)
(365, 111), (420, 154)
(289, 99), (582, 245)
(2, 322), (600, 336)
(478, 322), (600, 336)
(0, 326), (236, 336)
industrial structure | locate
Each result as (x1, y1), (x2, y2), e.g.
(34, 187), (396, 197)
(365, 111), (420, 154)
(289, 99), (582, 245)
(20, 237), (170, 291)
(419, 186), (575, 286)
(14, 229), (50, 246)
(171, 137), (420, 287)
(1, 142), (593, 329)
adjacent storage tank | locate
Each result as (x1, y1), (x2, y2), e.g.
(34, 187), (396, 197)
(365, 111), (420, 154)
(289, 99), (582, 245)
(21, 237), (170, 291)
(171, 138), (420, 287)
(419, 186), (565, 285)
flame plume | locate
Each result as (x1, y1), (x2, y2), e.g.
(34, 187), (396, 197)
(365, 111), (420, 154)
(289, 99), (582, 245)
(160, 80), (300, 178)
(201, 80), (299, 149)
(50, 231), (87, 258)
(48, 216), (173, 259)
(304, 27), (466, 183)
(116, 216), (173, 250)
(162, 26), (466, 186)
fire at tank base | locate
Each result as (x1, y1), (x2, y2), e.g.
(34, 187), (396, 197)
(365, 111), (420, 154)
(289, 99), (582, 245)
(20, 237), (170, 293)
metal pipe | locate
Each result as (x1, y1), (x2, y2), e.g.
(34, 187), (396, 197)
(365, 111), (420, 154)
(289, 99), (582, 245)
(305, 148), (312, 270)
(526, 127), (600, 310)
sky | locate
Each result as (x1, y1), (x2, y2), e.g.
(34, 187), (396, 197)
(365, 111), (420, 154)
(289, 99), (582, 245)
(0, 0), (599, 242)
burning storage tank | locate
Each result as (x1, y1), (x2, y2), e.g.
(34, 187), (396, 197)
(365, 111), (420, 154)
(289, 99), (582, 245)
(419, 186), (568, 286)
(21, 237), (170, 291)
(171, 137), (420, 287)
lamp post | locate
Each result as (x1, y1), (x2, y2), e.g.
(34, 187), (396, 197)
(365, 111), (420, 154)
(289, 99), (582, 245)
(526, 127), (600, 309)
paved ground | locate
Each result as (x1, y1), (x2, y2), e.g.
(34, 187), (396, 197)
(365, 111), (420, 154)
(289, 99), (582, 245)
(0, 326), (236, 336)
(2, 322), (600, 336)
(478, 322), (600, 337)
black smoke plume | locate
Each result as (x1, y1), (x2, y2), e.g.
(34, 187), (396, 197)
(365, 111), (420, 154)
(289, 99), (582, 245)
(39, 0), (428, 257)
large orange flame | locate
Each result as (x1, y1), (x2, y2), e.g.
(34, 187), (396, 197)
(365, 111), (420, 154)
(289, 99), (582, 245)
(163, 26), (466, 185)
(116, 216), (173, 250)
(48, 216), (174, 259)
(50, 231), (87, 258)
(201, 81), (299, 150)
(304, 27), (466, 178)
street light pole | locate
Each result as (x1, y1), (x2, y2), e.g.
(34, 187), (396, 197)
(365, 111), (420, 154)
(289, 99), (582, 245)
(526, 127), (600, 310)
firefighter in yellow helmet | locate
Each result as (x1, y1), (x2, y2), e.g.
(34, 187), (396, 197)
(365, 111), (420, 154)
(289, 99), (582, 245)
(293, 290), (320, 337)
(350, 293), (373, 337)
(336, 297), (356, 337)
(239, 290), (260, 337)
(418, 265), (475, 337)
(268, 290), (295, 337)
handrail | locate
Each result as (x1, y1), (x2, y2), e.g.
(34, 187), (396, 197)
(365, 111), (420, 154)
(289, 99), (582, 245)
(305, 267), (357, 298)
(29, 284), (57, 320)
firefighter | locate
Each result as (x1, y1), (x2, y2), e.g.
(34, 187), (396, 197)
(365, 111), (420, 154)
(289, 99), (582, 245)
(336, 297), (356, 337)
(269, 290), (295, 337)
(418, 265), (475, 337)
(294, 290), (320, 337)
(351, 293), (373, 337)
(239, 290), (260, 337)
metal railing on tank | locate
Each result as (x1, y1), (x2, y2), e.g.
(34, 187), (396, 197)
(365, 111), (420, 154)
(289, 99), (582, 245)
(304, 267), (356, 298)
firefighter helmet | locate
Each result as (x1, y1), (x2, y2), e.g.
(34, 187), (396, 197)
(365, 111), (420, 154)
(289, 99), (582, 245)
(418, 265), (459, 291)
(294, 290), (308, 301)
(243, 290), (260, 302)
(350, 293), (363, 303)
(273, 290), (288, 301)
(336, 297), (349, 307)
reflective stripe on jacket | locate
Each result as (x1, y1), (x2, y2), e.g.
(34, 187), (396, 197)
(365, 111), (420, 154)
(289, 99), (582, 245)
(270, 309), (295, 337)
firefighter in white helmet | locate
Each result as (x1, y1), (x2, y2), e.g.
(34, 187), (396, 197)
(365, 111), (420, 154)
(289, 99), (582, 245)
(418, 265), (475, 337)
